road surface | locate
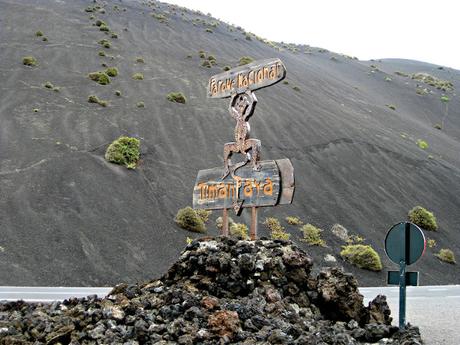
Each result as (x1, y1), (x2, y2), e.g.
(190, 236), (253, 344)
(1, 285), (459, 345)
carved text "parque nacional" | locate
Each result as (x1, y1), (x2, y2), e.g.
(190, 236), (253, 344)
(207, 58), (286, 99)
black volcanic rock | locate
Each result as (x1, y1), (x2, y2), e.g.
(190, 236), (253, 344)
(0, 238), (422, 344)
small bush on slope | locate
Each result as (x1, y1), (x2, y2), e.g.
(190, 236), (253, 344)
(105, 136), (140, 169)
(340, 244), (382, 271)
(175, 207), (206, 233)
(408, 206), (437, 231)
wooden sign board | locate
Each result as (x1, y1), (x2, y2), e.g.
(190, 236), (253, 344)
(193, 159), (294, 210)
(207, 58), (286, 99)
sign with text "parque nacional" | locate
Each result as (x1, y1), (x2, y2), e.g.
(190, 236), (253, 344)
(207, 58), (286, 99)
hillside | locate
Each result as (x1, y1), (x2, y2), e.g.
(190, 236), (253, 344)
(0, 0), (459, 286)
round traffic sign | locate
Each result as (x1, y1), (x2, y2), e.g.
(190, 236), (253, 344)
(385, 222), (426, 265)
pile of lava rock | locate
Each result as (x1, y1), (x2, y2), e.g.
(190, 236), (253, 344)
(0, 237), (423, 344)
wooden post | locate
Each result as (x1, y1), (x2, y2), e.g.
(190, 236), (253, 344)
(222, 208), (229, 236)
(250, 207), (258, 240)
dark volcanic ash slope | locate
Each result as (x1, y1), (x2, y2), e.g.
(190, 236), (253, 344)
(0, 238), (422, 344)
(0, 0), (459, 286)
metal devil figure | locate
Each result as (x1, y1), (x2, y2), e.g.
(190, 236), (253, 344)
(193, 58), (295, 239)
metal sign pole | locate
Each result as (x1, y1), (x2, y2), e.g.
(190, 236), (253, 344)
(385, 221), (426, 330)
(399, 259), (406, 329)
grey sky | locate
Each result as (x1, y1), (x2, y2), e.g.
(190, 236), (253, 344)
(166, 0), (460, 70)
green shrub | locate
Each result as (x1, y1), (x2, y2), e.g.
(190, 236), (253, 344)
(22, 56), (37, 66)
(136, 101), (145, 108)
(434, 124), (442, 130)
(99, 24), (110, 32)
(136, 57), (145, 63)
(95, 19), (106, 27)
(35, 31), (43, 37)
(408, 206), (437, 231)
(283, 81), (289, 85)
(263, 217), (290, 240)
(285, 216), (302, 225)
(385, 76), (392, 82)
(386, 104), (396, 111)
(394, 71), (409, 77)
(105, 136), (140, 169)
(239, 56), (253, 66)
(271, 229), (290, 240)
(88, 71), (110, 85)
(88, 95), (99, 103)
(199, 52), (206, 59)
(44, 81), (54, 89)
(416, 139), (428, 149)
(435, 249), (456, 264)
(111, 33), (118, 39)
(115, 90), (121, 96)
(207, 55), (216, 61)
(264, 217), (283, 232)
(292, 86), (301, 92)
(346, 234), (365, 244)
(427, 239), (436, 248)
(152, 13), (167, 22)
(416, 87), (428, 95)
(340, 244), (383, 271)
(411, 73), (454, 92)
(33, 108), (39, 113)
(167, 92), (186, 104)
(132, 73), (144, 80)
(440, 95), (450, 102)
(230, 223), (248, 239)
(222, 65), (231, 71)
(42, 37), (48, 42)
(88, 95), (107, 107)
(205, 28), (213, 33)
(195, 209), (212, 223)
(98, 50), (106, 57)
(202, 60), (212, 68)
(175, 207), (206, 233)
(98, 39), (111, 48)
(301, 224), (326, 246)
(105, 67), (118, 77)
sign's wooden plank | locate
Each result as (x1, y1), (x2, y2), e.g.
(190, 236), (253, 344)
(276, 159), (295, 205)
(207, 58), (286, 99)
(193, 160), (280, 210)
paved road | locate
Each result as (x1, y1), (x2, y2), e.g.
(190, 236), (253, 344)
(1, 285), (458, 345)
(0, 286), (111, 303)
(361, 286), (460, 345)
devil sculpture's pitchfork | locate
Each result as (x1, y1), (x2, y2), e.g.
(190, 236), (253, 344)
(222, 90), (261, 180)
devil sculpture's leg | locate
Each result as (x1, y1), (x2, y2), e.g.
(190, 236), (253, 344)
(222, 142), (237, 179)
(244, 138), (261, 171)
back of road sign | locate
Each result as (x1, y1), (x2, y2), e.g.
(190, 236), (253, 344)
(385, 222), (426, 265)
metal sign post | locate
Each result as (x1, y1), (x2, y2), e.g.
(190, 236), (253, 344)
(385, 222), (426, 329)
(193, 58), (295, 239)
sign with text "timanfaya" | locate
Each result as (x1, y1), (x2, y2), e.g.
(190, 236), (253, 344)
(193, 159), (294, 210)
(207, 58), (286, 98)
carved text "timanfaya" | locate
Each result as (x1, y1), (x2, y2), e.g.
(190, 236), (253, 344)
(197, 178), (273, 201)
